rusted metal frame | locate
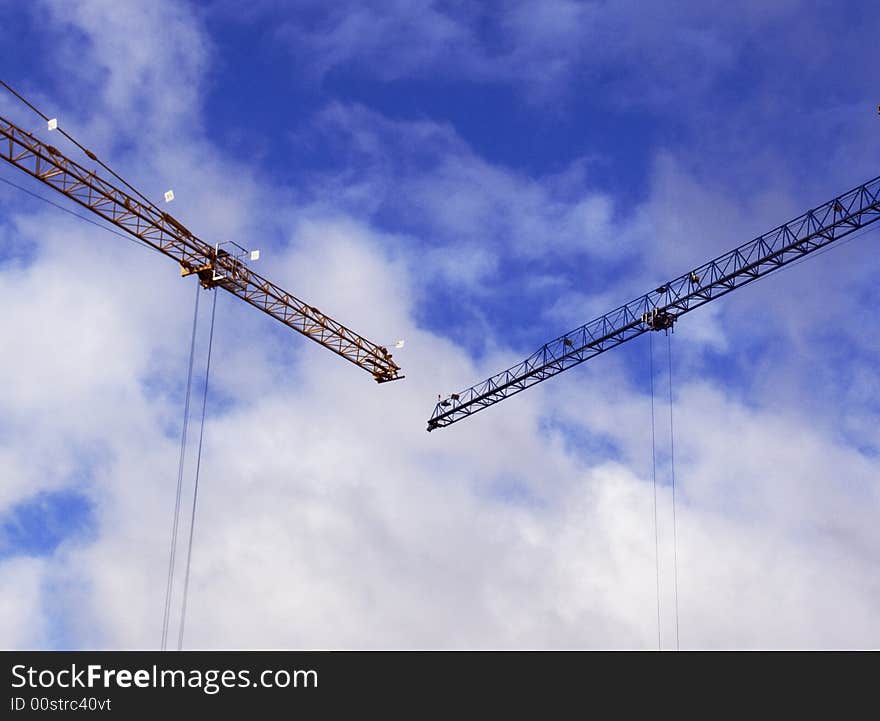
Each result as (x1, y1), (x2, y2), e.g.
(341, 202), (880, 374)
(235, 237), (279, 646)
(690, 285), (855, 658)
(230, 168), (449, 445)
(230, 288), (398, 379)
(209, 263), (400, 379)
(1, 115), (403, 382)
(1, 118), (213, 266)
(237, 268), (398, 367)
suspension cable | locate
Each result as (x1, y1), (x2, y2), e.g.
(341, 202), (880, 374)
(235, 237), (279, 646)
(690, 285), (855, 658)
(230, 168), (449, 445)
(161, 283), (201, 650)
(177, 289), (218, 650)
(666, 332), (681, 651)
(0, 173), (161, 256)
(649, 333), (662, 651)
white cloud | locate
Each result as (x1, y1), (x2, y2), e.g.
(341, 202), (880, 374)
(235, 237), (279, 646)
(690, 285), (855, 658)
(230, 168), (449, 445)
(280, 0), (475, 83)
(39, 0), (209, 138)
(3, 202), (879, 649)
(264, 0), (876, 112)
(0, 0), (877, 652)
(0, 558), (48, 647)
(299, 102), (624, 294)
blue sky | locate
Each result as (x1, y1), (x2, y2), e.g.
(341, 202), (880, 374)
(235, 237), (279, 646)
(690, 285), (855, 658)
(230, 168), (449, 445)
(0, 1), (878, 649)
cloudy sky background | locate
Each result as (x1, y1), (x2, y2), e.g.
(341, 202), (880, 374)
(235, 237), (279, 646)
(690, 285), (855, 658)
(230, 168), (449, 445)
(1, 0), (878, 649)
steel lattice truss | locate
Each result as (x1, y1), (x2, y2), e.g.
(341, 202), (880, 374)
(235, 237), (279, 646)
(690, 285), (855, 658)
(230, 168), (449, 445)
(428, 174), (880, 430)
(0, 115), (402, 383)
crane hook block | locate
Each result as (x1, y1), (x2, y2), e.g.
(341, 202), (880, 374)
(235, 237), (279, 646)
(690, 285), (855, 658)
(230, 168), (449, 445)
(642, 308), (675, 331)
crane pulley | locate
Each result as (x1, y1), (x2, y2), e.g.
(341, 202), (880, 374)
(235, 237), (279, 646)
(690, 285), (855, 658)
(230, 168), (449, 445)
(428, 175), (880, 430)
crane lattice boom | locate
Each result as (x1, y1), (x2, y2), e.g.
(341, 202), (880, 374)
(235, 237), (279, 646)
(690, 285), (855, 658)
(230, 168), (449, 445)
(0, 114), (402, 383)
(428, 175), (880, 430)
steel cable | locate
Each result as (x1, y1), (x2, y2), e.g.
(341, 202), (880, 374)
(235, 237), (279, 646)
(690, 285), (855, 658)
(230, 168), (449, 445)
(667, 332), (681, 651)
(177, 289), (218, 650)
(649, 333), (662, 650)
(161, 283), (201, 650)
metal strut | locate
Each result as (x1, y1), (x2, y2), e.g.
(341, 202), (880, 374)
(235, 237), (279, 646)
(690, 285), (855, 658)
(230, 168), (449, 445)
(428, 175), (880, 430)
(0, 113), (403, 383)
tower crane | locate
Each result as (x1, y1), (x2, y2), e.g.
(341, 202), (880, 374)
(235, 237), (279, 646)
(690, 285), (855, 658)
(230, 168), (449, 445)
(428, 175), (880, 430)
(0, 85), (403, 384)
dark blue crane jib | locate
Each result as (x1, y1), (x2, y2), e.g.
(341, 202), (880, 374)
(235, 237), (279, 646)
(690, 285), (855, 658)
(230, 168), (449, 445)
(427, 175), (880, 431)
